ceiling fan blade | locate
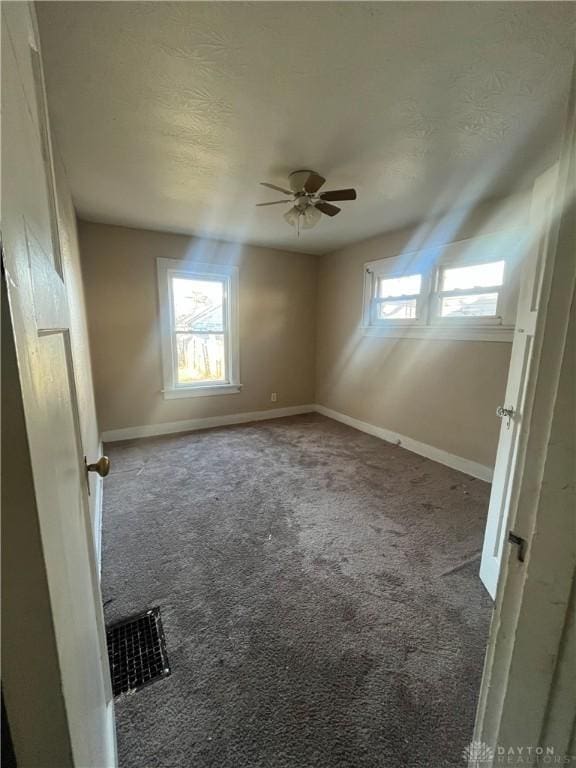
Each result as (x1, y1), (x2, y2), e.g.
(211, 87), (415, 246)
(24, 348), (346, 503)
(304, 172), (326, 194)
(256, 200), (291, 206)
(315, 201), (341, 217)
(260, 182), (293, 195)
(319, 188), (357, 202)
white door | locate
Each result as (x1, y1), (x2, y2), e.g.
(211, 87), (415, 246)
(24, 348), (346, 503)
(479, 165), (559, 599)
(2, 3), (115, 766)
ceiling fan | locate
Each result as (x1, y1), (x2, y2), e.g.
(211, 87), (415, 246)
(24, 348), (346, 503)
(256, 170), (357, 231)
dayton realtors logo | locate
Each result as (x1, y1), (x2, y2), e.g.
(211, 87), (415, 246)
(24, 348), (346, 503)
(463, 741), (494, 767)
(463, 742), (576, 766)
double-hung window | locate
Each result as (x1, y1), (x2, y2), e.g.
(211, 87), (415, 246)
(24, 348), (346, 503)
(363, 232), (520, 341)
(434, 259), (506, 321)
(374, 273), (424, 322)
(157, 258), (240, 398)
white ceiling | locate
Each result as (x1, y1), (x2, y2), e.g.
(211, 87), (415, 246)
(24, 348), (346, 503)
(38, 2), (575, 255)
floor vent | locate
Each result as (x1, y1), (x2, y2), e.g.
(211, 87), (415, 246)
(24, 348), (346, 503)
(106, 607), (170, 697)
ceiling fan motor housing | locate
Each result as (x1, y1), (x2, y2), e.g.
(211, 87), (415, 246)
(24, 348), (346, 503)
(289, 169), (317, 193)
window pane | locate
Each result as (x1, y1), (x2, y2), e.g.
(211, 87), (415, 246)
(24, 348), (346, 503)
(441, 261), (504, 291)
(172, 277), (224, 332)
(176, 333), (226, 384)
(378, 274), (422, 298)
(440, 293), (498, 318)
(377, 299), (418, 320)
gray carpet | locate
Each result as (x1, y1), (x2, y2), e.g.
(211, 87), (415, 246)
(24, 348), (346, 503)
(102, 413), (492, 768)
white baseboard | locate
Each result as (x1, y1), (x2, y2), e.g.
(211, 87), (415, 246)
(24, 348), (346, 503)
(100, 402), (491, 483)
(101, 404), (316, 443)
(104, 699), (118, 768)
(314, 404), (493, 482)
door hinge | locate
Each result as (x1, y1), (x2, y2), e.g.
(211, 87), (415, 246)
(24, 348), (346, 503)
(508, 531), (527, 562)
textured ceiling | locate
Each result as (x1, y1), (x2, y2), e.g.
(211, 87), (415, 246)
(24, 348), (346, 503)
(38, 2), (575, 255)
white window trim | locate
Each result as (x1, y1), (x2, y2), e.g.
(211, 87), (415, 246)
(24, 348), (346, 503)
(157, 257), (241, 399)
(362, 231), (523, 343)
(370, 273), (428, 326)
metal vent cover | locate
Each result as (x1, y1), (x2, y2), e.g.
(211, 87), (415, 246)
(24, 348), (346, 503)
(106, 607), (170, 697)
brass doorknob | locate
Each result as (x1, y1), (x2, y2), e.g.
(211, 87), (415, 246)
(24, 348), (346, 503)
(86, 456), (111, 477)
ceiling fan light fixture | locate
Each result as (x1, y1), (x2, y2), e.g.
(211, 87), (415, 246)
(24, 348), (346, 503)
(301, 204), (322, 229)
(283, 204), (322, 230)
(262, 170), (356, 233)
(283, 206), (300, 227)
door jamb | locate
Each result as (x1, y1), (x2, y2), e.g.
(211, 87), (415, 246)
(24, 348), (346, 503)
(472, 65), (575, 758)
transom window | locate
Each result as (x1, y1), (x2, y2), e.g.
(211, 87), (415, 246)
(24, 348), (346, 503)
(157, 259), (240, 399)
(363, 234), (520, 342)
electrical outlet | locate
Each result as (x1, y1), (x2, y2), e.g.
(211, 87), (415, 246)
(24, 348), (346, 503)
(270, 392), (278, 402)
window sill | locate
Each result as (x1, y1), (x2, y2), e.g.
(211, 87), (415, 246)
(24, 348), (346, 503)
(361, 324), (514, 343)
(162, 384), (242, 400)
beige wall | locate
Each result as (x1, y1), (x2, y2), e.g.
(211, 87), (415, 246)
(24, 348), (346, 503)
(79, 221), (318, 433)
(316, 195), (531, 469)
(81, 195), (529, 468)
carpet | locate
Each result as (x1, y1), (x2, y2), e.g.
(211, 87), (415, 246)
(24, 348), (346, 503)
(102, 413), (493, 768)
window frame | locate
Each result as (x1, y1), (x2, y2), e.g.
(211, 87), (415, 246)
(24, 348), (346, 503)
(362, 232), (521, 342)
(372, 272), (427, 325)
(157, 258), (240, 399)
(430, 255), (507, 326)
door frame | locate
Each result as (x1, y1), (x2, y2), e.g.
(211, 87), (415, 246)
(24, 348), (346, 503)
(1, 2), (117, 765)
(472, 64), (575, 759)
(478, 163), (558, 600)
